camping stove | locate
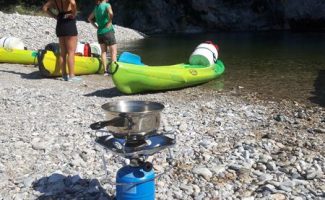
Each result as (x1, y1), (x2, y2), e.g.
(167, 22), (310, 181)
(90, 101), (175, 200)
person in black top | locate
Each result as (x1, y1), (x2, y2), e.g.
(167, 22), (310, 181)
(43, 0), (81, 81)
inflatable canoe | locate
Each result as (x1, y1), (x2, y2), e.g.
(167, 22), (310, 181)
(110, 59), (225, 94)
(37, 50), (103, 77)
(0, 48), (38, 65)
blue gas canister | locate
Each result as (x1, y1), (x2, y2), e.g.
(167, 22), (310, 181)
(116, 164), (155, 200)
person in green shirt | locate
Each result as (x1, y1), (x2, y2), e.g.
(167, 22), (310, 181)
(88, 0), (117, 76)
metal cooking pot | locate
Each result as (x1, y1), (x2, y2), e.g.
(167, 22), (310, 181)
(90, 101), (164, 138)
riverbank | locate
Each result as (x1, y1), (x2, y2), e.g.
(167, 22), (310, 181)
(0, 63), (324, 199)
(0, 11), (145, 50)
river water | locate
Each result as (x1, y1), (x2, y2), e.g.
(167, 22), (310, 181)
(118, 32), (325, 107)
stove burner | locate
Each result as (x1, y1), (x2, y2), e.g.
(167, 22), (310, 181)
(124, 139), (147, 149)
(95, 133), (176, 159)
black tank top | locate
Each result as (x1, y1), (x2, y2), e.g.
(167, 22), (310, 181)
(54, 0), (73, 20)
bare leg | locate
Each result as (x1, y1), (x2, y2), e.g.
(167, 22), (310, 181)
(58, 37), (67, 77)
(65, 36), (77, 77)
(108, 44), (117, 62)
(100, 43), (107, 72)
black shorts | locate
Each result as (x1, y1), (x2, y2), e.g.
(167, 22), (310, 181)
(97, 31), (116, 46)
(56, 19), (78, 37)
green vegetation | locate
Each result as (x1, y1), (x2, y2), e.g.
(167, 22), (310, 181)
(0, 0), (41, 12)
(0, 0), (96, 17)
(2, 5), (45, 16)
(1, 0), (47, 16)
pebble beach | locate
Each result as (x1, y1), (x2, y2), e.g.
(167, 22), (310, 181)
(0, 11), (145, 50)
(0, 12), (325, 200)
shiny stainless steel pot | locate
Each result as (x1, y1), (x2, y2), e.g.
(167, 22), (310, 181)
(90, 101), (164, 138)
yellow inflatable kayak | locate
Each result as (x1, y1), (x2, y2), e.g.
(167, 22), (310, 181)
(37, 50), (104, 77)
(0, 48), (38, 65)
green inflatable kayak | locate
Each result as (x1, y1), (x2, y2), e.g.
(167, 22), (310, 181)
(110, 54), (225, 94)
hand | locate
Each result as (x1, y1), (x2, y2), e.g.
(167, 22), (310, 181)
(64, 13), (75, 19)
(106, 22), (112, 28)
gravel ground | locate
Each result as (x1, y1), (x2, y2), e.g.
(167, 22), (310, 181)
(0, 12), (325, 200)
(0, 63), (324, 200)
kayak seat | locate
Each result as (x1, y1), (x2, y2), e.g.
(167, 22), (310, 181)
(118, 51), (145, 65)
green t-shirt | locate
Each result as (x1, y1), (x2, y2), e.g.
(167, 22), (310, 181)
(94, 2), (114, 35)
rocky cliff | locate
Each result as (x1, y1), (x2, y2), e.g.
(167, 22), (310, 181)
(110, 0), (325, 33)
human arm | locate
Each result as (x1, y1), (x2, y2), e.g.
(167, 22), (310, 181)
(105, 5), (113, 28)
(88, 12), (98, 29)
(69, 0), (77, 18)
(42, 0), (57, 19)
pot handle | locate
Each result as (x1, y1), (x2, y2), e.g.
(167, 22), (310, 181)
(90, 121), (110, 130)
(90, 117), (126, 130)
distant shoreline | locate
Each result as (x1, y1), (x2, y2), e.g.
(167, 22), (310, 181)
(0, 11), (145, 51)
